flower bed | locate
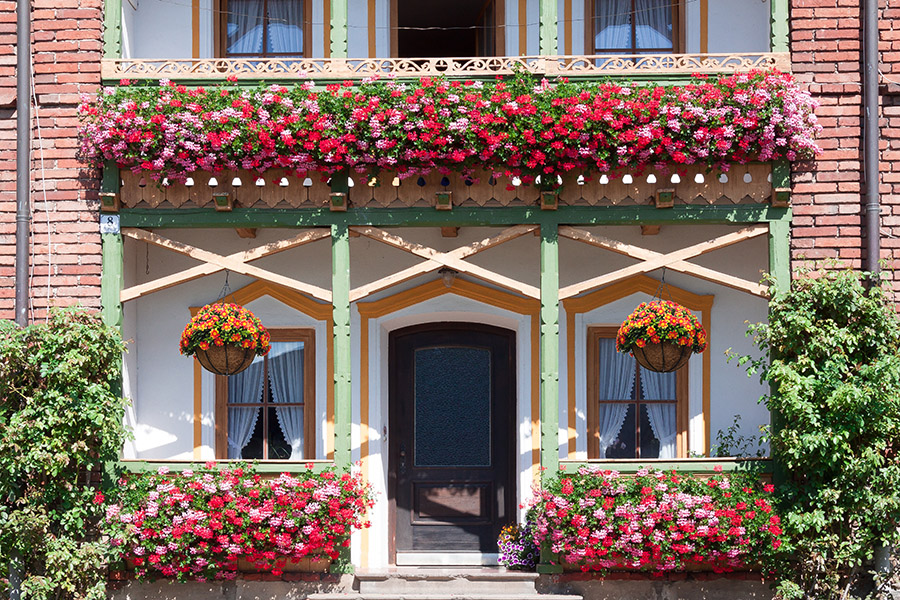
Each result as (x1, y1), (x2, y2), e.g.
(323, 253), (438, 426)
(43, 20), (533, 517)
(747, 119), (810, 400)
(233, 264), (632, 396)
(531, 467), (782, 574)
(79, 71), (819, 183)
(103, 463), (373, 582)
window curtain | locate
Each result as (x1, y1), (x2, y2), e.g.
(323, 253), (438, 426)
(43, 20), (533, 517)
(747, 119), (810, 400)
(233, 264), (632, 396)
(596, 338), (635, 457)
(266, 0), (304, 54)
(641, 370), (678, 459)
(594, 0), (632, 51)
(227, 358), (264, 458)
(268, 341), (305, 460)
(226, 0), (265, 54)
(634, 0), (673, 49)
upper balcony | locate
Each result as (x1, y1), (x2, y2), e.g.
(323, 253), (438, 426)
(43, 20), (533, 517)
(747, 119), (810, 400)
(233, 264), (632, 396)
(103, 0), (789, 82)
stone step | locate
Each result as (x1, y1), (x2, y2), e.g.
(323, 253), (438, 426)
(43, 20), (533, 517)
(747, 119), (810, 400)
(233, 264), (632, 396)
(356, 569), (541, 595)
(310, 594), (582, 600)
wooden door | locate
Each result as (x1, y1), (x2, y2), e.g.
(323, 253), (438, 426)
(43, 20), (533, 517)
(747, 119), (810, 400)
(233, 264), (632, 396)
(389, 323), (516, 560)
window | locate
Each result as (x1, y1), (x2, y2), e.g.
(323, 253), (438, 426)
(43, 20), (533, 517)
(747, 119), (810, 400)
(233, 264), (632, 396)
(394, 0), (503, 58)
(587, 327), (687, 459)
(220, 0), (310, 57)
(215, 329), (315, 460)
(586, 0), (682, 54)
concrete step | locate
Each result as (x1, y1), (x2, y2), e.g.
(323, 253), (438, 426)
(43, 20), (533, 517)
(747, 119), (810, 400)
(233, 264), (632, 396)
(355, 569), (541, 595)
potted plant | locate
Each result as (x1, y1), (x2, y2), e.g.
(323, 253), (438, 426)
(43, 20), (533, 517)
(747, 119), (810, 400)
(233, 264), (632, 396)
(616, 300), (707, 372)
(180, 302), (270, 375)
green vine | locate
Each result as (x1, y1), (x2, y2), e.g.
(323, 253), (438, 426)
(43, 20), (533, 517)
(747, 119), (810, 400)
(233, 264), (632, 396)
(0, 309), (129, 600)
(739, 269), (900, 599)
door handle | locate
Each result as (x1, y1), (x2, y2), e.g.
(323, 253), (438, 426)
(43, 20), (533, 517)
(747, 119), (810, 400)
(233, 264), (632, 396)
(399, 442), (407, 476)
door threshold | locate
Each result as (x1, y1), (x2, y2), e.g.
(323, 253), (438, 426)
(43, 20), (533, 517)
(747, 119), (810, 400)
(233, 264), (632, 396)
(395, 552), (500, 566)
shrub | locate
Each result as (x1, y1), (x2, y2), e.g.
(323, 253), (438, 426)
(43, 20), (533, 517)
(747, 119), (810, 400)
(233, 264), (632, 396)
(498, 522), (540, 570)
(740, 269), (900, 599)
(0, 308), (129, 600)
(531, 467), (783, 574)
(104, 463), (374, 582)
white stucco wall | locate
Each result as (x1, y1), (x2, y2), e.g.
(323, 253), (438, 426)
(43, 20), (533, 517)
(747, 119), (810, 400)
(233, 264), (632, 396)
(121, 223), (770, 565)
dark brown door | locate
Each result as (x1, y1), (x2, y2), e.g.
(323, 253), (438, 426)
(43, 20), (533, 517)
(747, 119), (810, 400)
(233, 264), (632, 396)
(389, 323), (516, 558)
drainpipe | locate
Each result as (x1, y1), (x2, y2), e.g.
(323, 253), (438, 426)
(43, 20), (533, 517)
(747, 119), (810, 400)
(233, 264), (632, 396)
(11, 0), (30, 594)
(14, 0), (30, 327)
(864, 0), (880, 275)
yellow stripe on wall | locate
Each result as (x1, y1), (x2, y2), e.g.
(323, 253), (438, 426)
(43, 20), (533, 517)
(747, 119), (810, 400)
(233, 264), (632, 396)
(700, 0), (708, 53)
(192, 0), (200, 58)
(518, 0), (527, 54)
(563, 0), (572, 55)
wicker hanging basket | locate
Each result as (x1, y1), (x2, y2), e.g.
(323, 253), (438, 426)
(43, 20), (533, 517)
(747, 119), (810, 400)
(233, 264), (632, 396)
(194, 343), (257, 376)
(631, 341), (692, 373)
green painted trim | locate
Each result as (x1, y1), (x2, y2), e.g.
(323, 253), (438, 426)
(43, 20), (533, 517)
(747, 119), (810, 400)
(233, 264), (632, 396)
(768, 218), (791, 296)
(102, 161), (120, 194)
(540, 225), (560, 482)
(332, 224), (352, 469)
(770, 0), (789, 53)
(101, 233), (123, 330)
(559, 458), (774, 475)
(116, 460), (337, 473)
(539, 0), (558, 56)
(772, 160), (790, 190)
(103, 0), (123, 58)
(330, 0), (348, 59)
(117, 205), (791, 229)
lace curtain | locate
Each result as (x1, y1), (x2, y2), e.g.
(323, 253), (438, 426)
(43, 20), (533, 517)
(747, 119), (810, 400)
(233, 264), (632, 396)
(594, 0), (672, 51)
(226, 358), (264, 458)
(226, 0), (265, 54)
(266, 0), (304, 54)
(226, 0), (303, 55)
(596, 338), (636, 457)
(267, 341), (305, 460)
(641, 370), (678, 459)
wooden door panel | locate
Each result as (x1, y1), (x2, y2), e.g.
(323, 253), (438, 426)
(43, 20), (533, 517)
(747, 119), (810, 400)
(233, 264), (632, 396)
(389, 323), (515, 559)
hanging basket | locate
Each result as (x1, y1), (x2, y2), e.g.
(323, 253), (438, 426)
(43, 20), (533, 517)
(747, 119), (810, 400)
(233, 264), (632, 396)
(180, 302), (270, 376)
(194, 343), (258, 376)
(631, 341), (693, 373)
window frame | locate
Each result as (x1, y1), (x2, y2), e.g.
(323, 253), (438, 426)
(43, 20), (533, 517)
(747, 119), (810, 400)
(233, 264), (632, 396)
(215, 327), (316, 460)
(389, 0), (506, 58)
(584, 0), (685, 55)
(586, 326), (689, 459)
(215, 0), (313, 58)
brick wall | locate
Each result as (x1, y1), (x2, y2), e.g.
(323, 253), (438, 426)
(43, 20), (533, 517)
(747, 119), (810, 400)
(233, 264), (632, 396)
(790, 0), (900, 296)
(0, 0), (103, 321)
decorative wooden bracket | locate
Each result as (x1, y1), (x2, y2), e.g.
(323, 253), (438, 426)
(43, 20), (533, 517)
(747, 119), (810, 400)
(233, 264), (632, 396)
(119, 228), (332, 302)
(558, 225), (770, 299)
(100, 192), (120, 213)
(655, 189), (675, 209)
(329, 192), (348, 211)
(349, 225), (540, 302)
(435, 191), (452, 210)
(540, 191), (559, 210)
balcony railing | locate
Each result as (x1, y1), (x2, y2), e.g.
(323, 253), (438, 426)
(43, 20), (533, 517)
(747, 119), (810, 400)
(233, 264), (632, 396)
(101, 52), (790, 82)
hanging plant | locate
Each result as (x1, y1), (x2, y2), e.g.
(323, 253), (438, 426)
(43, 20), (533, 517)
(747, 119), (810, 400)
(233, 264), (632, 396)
(180, 302), (270, 375)
(616, 300), (707, 373)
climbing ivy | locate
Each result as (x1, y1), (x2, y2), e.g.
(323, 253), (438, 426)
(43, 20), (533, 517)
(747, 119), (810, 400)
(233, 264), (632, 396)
(742, 270), (900, 599)
(0, 308), (129, 600)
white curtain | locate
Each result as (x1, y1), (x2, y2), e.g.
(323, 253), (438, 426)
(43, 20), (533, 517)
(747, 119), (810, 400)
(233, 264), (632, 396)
(268, 341), (305, 460)
(267, 0), (304, 54)
(634, 0), (673, 49)
(641, 370), (678, 459)
(594, 0), (632, 51)
(227, 358), (264, 459)
(596, 338), (635, 457)
(226, 0), (265, 54)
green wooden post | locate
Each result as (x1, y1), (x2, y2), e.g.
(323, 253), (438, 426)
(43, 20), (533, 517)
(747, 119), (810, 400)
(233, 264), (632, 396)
(770, 0), (789, 53)
(331, 0), (348, 58)
(539, 0), (558, 55)
(330, 221), (353, 573)
(103, 0), (123, 58)
(768, 216), (791, 488)
(101, 232), (124, 330)
(332, 222), (352, 469)
(537, 220), (563, 574)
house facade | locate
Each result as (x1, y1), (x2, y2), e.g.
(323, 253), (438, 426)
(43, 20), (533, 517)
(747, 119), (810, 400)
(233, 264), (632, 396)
(1, 0), (895, 592)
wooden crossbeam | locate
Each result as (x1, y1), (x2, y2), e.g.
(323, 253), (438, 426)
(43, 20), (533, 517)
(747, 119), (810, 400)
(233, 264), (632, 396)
(351, 225), (540, 300)
(558, 225), (769, 300)
(120, 228), (332, 302)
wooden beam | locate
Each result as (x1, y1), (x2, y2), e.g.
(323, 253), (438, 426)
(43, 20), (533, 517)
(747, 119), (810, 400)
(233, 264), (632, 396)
(441, 226), (459, 238)
(352, 226), (541, 299)
(558, 225), (769, 299)
(641, 225), (661, 236)
(350, 225), (538, 301)
(121, 228), (332, 302)
(235, 228), (257, 238)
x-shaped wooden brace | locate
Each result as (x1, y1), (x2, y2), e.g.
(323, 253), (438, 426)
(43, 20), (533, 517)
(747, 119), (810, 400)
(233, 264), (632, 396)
(350, 225), (540, 302)
(119, 228), (332, 303)
(558, 225), (769, 300)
